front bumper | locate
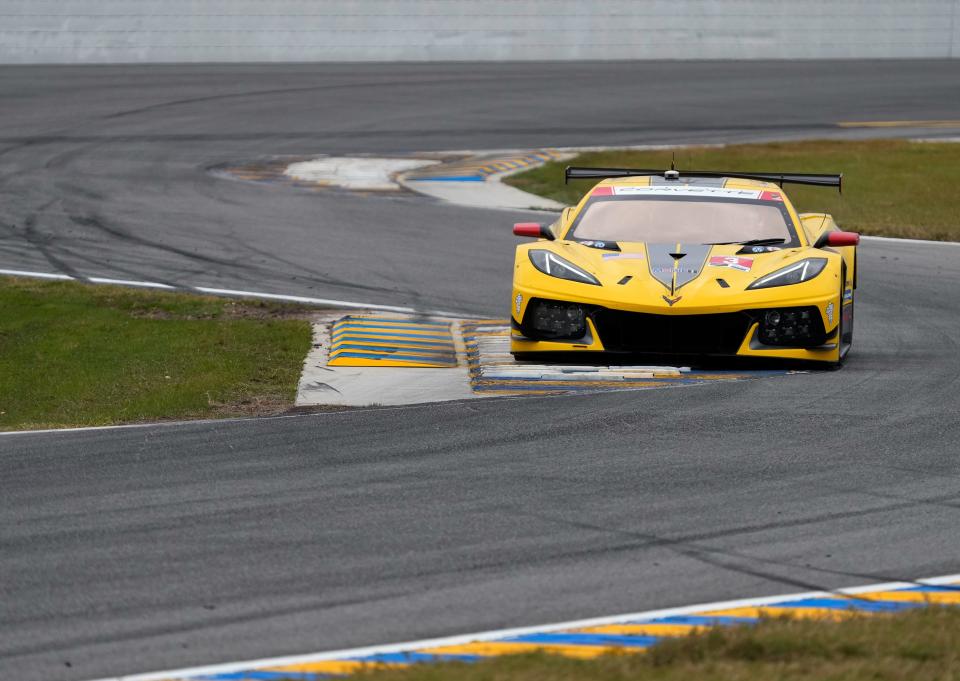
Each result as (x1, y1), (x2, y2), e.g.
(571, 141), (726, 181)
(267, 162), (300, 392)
(511, 296), (842, 363)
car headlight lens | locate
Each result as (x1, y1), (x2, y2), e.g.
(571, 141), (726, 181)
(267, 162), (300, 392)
(747, 258), (828, 290)
(529, 250), (600, 286)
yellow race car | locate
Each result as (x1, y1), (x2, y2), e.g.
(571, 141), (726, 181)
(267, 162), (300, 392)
(511, 167), (860, 365)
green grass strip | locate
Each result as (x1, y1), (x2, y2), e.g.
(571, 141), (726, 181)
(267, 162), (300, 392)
(354, 607), (960, 681)
(0, 277), (312, 431)
(505, 140), (960, 241)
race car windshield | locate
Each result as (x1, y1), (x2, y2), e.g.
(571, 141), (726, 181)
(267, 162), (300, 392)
(570, 196), (796, 245)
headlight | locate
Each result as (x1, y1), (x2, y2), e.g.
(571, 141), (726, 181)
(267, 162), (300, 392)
(529, 250), (600, 286)
(747, 258), (827, 290)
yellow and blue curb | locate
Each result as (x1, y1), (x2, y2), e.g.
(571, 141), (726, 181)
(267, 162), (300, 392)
(327, 315), (457, 368)
(217, 149), (566, 190)
(404, 150), (565, 182)
(96, 575), (960, 681)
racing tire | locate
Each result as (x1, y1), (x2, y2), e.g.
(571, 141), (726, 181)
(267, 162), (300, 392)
(834, 269), (854, 367)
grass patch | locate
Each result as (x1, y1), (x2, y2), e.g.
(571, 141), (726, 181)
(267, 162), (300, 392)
(505, 139), (960, 241)
(353, 607), (960, 681)
(0, 277), (313, 431)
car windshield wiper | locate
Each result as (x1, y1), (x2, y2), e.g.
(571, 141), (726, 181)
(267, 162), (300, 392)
(704, 238), (787, 246)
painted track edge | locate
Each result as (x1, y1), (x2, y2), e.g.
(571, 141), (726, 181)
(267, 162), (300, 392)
(83, 573), (960, 681)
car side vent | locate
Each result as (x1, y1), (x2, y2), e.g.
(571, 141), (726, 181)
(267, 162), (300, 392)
(716, 278), (730, 288)
(618, 275), (632, 285)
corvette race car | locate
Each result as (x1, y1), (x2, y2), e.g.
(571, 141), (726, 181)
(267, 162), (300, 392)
(511, 166), (859, 365)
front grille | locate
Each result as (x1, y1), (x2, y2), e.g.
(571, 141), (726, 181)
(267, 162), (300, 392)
(591, 308), (753, 355)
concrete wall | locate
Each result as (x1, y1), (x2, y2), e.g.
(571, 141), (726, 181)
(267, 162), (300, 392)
(1, 1), (958, 63)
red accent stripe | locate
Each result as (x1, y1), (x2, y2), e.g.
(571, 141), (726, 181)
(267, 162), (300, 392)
(591, 186), (614, 196)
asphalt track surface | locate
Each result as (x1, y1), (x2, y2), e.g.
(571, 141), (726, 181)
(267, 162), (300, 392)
(1, 61), (960, 681)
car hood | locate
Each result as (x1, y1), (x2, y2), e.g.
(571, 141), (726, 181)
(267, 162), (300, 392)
(545, 240), (820, 308)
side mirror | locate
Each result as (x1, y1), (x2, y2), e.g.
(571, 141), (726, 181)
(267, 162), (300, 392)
(815, 230), (860, 248)
(513, 222), (554, 240)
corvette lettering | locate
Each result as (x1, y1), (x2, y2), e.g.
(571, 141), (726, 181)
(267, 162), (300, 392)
(651, 266), (699, 274)
(612, 186), (763, 199)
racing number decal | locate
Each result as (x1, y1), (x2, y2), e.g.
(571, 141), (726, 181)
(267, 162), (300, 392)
(708, 255), (754, 272)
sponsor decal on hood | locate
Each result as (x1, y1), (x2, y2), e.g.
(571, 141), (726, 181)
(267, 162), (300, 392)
(739, 245), (781, 254)
(578, 239), (619, 251)
(646, 244), (712, 293)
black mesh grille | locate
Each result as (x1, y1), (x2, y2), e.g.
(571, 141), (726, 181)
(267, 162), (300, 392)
(591, 308), (754, 355)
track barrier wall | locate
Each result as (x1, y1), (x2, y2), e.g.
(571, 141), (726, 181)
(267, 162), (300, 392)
(1, 0), (959, 63)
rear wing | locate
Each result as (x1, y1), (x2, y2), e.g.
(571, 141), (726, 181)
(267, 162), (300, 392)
(564, 167), (842, 193)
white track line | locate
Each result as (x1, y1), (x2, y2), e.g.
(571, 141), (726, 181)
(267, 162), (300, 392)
(85, 573), (960, 681)
(861, 235), (960, 246)
(88, 277), (176, 289)
(0, 415), (276, 438)
(0, 268), (462, 316)
(0, 396), (498, 438)
(191, 286), (419, 312)
(0, 268), (73, 280)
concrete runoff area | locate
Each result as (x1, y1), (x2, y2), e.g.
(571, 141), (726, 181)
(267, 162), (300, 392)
(399, 151), (570, 211)
(284, 157), (439, 191)
(398, 177), (565, 211)
(296, 312), (475, 406)
(268, 150), (571, 211)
